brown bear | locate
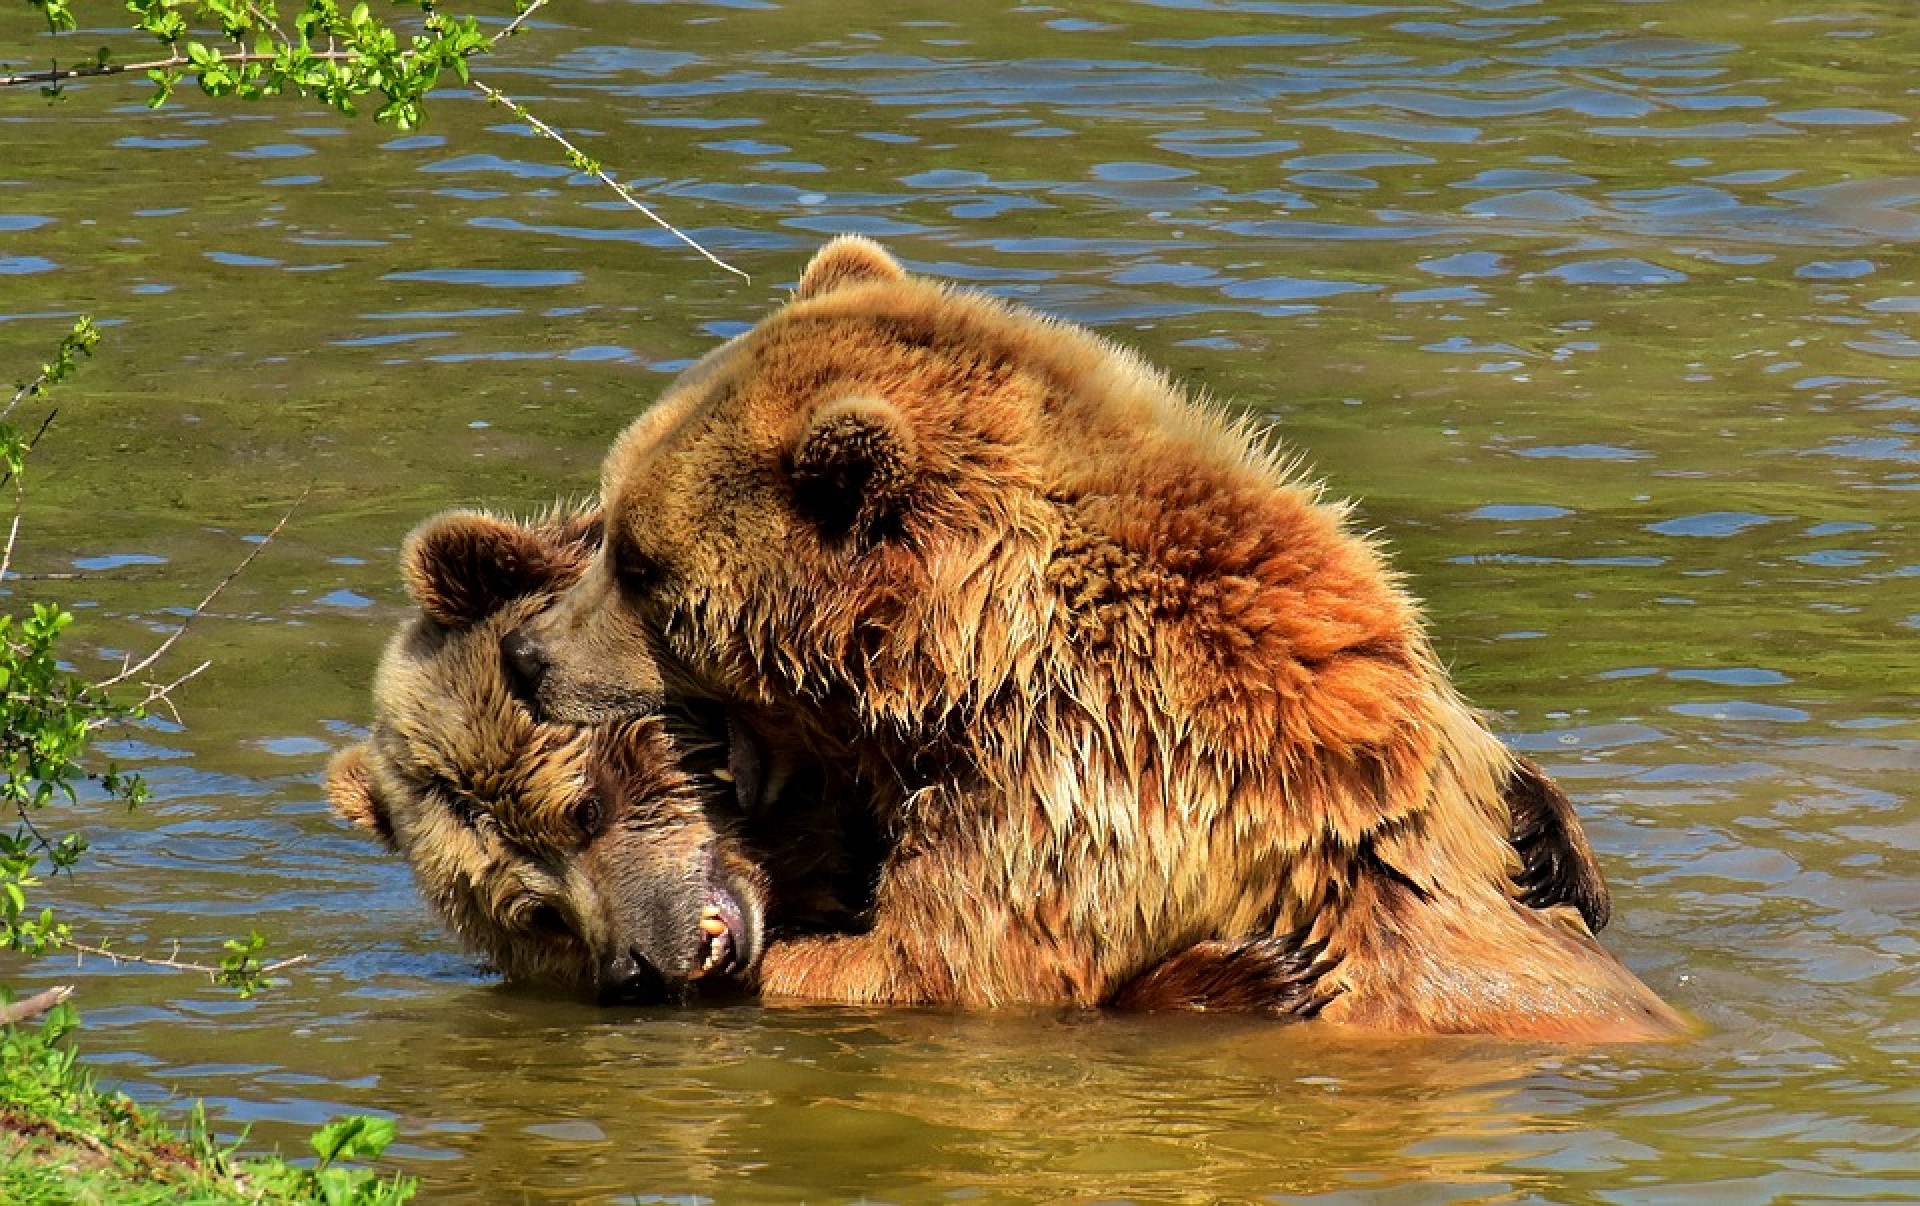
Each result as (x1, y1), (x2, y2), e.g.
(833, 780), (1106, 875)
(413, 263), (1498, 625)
(504, 237), (1687, 1040)
(331, 505), (1598, 1019)
(326, 506), (868, 1002)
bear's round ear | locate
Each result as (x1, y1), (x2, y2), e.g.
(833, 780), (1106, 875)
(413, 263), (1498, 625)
(789, 395), (917, 539)
(795, 236), (907, 301)
(326, 745), (397, 850)
(401, 510), (585, 626)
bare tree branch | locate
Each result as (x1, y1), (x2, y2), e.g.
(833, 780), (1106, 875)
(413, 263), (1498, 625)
(1, 985), (74, 1027)
(470, 77), (749, 282)
(0, 513), (20, 587)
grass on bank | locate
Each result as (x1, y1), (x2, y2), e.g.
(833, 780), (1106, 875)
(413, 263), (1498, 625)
(1, 1001), (416, 1205)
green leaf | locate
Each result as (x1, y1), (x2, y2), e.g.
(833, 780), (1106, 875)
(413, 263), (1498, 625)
(311, 1114), (398, 1166)
(37, 1000), (78, 1044)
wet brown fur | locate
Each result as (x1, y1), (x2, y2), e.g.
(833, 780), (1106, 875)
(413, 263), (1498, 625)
(518, 238), (1689, 1040)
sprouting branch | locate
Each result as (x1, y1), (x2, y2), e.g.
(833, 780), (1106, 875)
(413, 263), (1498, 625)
(3, 320), (304, 1002)
(0, 48), (358, 89)
(4, 315), (96, 421)
(0, 406), (64, 492)
(65, 939), (309, 981)
(491, 0), (547, 44)
(9, 798), (58, 860)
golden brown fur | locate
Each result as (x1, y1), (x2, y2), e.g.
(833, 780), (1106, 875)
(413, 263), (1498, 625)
(510, 238), (1688, 1040)
(328, 507), (861, 1001)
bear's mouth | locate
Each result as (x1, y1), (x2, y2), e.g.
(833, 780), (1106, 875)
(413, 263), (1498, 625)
(689, 853), (761, 983)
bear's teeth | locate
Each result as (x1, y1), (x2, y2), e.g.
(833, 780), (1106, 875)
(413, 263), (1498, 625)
(700, 916), (729, 936)
(711, 768), (735, 783)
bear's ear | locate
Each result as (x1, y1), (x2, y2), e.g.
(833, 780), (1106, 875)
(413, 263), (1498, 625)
(401, 510), (584, 626)
(326, 745), (397, 850)
(789, 395), (918, 539)
(795, 236), (907, 300)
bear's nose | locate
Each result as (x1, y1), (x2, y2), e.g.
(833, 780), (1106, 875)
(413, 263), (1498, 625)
(500, 627), (550, 702)
(598, 948), (668, 1005)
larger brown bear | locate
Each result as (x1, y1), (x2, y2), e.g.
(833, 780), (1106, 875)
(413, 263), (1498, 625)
(506, 237), (1688, 1040)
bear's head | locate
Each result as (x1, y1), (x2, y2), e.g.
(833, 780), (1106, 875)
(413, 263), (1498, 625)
(509, 236), (1139, 750)
(327, 507), (779, 1002)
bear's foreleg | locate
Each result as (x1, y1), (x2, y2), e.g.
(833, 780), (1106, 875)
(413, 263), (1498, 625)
(754, 820), (1095, 1006)
(756, 930), (940, 1005)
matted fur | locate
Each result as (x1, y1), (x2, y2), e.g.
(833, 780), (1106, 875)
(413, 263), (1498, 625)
(515, 237), (1687, 1040)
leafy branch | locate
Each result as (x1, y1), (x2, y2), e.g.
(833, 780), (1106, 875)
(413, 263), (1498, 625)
(9, 0), (495, 126)
(3, 0), (749, 279)
(2, 319), (300, 1000)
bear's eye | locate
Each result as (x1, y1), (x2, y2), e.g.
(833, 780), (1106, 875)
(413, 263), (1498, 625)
(572, 794), (607, 838)
(519, 902), (570, 937)
(614, 553), (657, 593)
(605, 526), (663, 596)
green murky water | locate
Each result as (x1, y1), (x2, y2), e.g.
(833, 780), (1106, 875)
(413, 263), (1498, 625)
(3, 0), (1918, 1200)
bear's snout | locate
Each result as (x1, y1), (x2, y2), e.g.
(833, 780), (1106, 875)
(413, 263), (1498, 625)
(500, 627), (550, 706)
(598, 947), (672, 1005)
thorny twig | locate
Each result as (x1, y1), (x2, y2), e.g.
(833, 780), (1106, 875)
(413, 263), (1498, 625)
(93, 493), (305, 693)
(100, 659), (213, 729)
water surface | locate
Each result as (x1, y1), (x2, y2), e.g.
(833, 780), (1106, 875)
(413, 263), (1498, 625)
(2, 0), (1917, 1201)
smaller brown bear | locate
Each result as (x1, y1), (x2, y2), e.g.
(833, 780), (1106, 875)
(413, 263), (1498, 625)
(326, 506), (864, 1002)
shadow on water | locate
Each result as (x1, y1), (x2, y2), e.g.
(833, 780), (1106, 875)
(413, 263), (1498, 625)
(2, 0), (1918, 1200)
